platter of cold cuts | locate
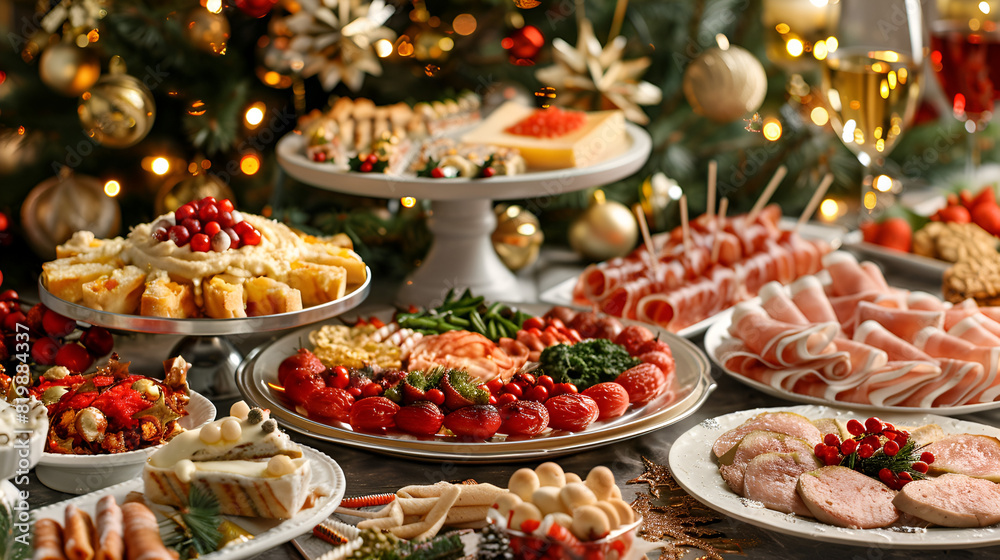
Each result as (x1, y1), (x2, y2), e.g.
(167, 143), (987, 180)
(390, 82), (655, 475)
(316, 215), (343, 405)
(235, 299), (713, 462)
(705, 251), (1000, 414)
(669, 405), (1000, 549)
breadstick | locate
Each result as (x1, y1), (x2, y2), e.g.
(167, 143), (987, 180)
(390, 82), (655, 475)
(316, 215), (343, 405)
(402, 505), (490, 525)
(95, 496), (123, 560)
(121, 503), (174, 560)
(356, 501), (404, 531)
(389, 484), (460, 541)
(64, 504), (95, 560)
(33, 518), (66, 560)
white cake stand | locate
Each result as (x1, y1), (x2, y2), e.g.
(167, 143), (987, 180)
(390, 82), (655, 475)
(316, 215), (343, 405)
(276, 124), (652, 306)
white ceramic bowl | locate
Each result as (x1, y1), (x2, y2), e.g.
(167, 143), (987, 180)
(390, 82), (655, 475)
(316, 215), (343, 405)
(35, 390), (216, 494)
(0, 417), (47, 481)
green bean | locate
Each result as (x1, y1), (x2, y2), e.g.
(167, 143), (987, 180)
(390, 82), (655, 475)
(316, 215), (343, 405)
(401, 317), (439, 329)
(470, 310), (488, 335)
(445, 315), (470, 327)
(435, 319), (462, 331)
(442, 287), (456, 305)
(493, 315), (519, 335)
(487, 319), (499, 340)
(485, 302), (504, 317)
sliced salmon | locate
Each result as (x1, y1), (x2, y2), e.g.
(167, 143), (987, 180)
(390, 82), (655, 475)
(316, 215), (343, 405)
(743, 452), (822, 516)
(892, 473), (1000, 527)
(718, 431), (815, 495)
(925, 434), (1000, 482)
(712, 411), (822, 458)
(797, 466), (899, 529)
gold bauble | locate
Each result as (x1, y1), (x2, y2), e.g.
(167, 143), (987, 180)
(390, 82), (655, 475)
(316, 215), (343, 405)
(683, 45), (767, 123)
(38, 43), (101, 96)
(186, 9), (230, 55)
(79, 73), (156, 148)
(492, 205), (544, 272)
(568, 190), (638, 262)
(155, 173), (236, 215)
(20, 169), (121, 260)
(0, 128), (42, 175)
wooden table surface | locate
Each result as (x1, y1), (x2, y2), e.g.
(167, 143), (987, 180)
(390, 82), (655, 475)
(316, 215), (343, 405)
(25, 249), (1000, 559)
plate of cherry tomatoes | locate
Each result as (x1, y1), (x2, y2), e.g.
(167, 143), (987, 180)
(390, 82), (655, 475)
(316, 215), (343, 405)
(235, 302), (714, 462)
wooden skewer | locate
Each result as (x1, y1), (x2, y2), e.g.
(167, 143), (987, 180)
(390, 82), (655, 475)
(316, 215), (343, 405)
(747, 165), (788, 224)
(706, 160), (717, 223)
(795, 173), (835, 234)
(633, 204), (661, 280)
(711, 198), (729, 263)
(680, 194), (692, 254)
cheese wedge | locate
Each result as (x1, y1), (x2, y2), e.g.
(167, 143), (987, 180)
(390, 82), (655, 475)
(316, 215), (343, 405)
(461, 101), (627, 170)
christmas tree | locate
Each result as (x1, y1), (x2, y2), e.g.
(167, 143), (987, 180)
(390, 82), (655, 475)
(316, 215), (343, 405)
(0, 0), (984, 282)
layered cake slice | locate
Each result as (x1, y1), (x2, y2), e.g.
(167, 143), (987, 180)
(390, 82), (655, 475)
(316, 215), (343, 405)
(143, 401), (311, 519)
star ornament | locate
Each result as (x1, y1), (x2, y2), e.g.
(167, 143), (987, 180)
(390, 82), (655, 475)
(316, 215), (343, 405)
(536, 20), (662, 124)
(277, 0), (395, 91)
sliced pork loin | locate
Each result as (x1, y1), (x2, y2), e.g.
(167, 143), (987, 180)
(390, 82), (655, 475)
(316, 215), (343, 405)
(797, 466), (899, 529)
(924, 434), (1000, 482)
(718, 431), (815, 495)
(712, 411), (822, 458)
(743, 452), (822, 517)
(892, 473), (1000, 527)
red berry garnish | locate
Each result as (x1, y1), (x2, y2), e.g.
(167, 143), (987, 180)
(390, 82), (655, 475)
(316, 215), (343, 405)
(181, 217), (202, 234)
(865, 417), (884, 433)
(883, 430), (896, 442)
(360, 161), (374, 173)
(481, 167), (496, 178)
(224, 227), (240, 249)
(312, 152), (326, 163)
(55, 343), (94, 373)
(425, 388), (445, 407)
(515, 373), (536, 386)
(878, 468), (895, 486)
(190, 233), (211, 252)
(174, 203), (196, 221)
(3, 311), (25, 332)
(555, 382), (577, 395)
(199, 196), (218, 208)
(920, 451), (935, 464)
(348, 387), (363, 398)
(168, 225), (191, 246)
(840, 438), (858, 455)
(822, 451), (840, 466)
(242, 227), (262, 246)
(912, 461), (929, 473)
(31, 337), (61, 365)
(362, 383), (384, 398)
(497, 393), (517, 405)
(503, 383), (523, 398)
(486, 377), (504, 395)
(42, 309), (76, 337)
(0, 289), (17, 302)
(858, 443), (875, 459)
(80, 326), (114, 356)
(824, 433), (841, 447)
(526, 385), (549, 403)
(884, 440), (900, 456)
(153, 227), (169, 242)
(814, 443), (827, 457)
(536, 375), (555, 391)
(366, 153), (378, 164)
(861, 434), (881, 450)
(488, 394), (497, 405)
(218, 198), (234, 213)
(217, 211), (234, 228)
(895, 431), (909, 446)
(204, 221), (222, 237)
(884, 422), (896, 432)
(431, 167), (445, 178)
(898, 471), (913, 483)
(199, 202), (219, 222)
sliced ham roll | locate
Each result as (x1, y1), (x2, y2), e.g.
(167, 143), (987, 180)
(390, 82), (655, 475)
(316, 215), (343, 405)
(944, 306), (983, 330)
(789, 275), (840, 324)
(822, 252), (884, 297)
(948, 316), (1000, 346)
(728, 304), (838, 367)
(907, 291), (947, 311)
(854, 301), (945, 343)
(835, 361), (943, 407)
(635, 266), (737, 331)
(828, 292), (881, 329)
(912, 327), (1000, 403)
(759, 281), (809, 325)
(979, 306), (1000, 324)
(901, 359), (985, 408)
(859, 261), (891, 292)
(853, 320), (934, 362)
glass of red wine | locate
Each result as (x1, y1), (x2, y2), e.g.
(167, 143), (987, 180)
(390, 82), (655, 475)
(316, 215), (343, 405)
(930, 0), (1000, 171)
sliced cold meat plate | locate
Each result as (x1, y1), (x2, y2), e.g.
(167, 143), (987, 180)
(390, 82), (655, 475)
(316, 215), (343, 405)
(892, 473), (1000, 527)
(797, 466), (900, 529)
(924, 434), (1000, 482)
(717, 431), (815, 495)
(743, 452), (822, 517)
(711, 411), (822, 458)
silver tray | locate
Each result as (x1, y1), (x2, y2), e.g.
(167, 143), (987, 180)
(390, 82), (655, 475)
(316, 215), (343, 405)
(235, 303), (715, 463)
(37, 268), (371, 335)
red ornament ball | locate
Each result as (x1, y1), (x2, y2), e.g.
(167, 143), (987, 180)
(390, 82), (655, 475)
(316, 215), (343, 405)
(234, 0), (278, 18)
(0, 212), (8, 232)
(503, 25), (545, 62)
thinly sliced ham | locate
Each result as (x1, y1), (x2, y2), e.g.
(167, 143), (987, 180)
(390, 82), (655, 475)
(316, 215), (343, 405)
(853, 320), (934, 362)
(859, 261), (891, 292)
(728, 304), (838, 367)
(744, 452), (823, 517)
(759, 281), (809, 325)
(948, 316), (1000, 346)
(712, 411), (822, 458)
(913, 327), (1000, 402)
(789, 276), (840, 324)
(823, 252), (884, 297)
(835, 361), (943, 407)
(901, 359), (985, 408)
(907, 291), (946, 311)
(854, 301), (945, 343)
(718, 431), (816, 495)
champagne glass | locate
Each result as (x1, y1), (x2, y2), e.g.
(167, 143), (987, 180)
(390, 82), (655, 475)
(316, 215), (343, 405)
(821, 0), (926, 216)
(929, 0), (1000, 172)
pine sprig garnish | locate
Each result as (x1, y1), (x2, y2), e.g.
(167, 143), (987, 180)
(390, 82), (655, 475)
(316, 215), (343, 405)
(815, 416), (936, 490)
(161, 486), (223, 560)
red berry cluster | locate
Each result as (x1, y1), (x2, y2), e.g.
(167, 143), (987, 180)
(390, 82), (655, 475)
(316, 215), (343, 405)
(358, 153), (379, 173)
(814, 416), (936, 490)
(504, 106), (587, 138)
(152, 197), (262, 252)
(0, 290), (113, 373)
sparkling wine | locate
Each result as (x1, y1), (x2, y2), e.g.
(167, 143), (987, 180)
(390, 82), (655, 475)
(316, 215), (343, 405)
(822, 50), (922, 161)
(931, 21), (1000, 123)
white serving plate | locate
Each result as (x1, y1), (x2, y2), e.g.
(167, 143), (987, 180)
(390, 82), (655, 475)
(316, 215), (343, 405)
(33, 445), (345, 560)
(35, 390), (216, 493)
(669, 404), (1000, 549)
(704, 306), (1000, 415)
(539, 219), (846, 338)
(237, 303), (715, 462)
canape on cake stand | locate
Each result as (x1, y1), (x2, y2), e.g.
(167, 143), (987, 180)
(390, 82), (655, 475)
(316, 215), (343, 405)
(38, 270), (371, 398)
(275, 124), (652, 306)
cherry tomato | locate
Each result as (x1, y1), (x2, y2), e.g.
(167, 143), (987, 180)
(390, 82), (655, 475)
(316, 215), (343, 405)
(329, 366), (350, 389)
(522, 316), (545, 331)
